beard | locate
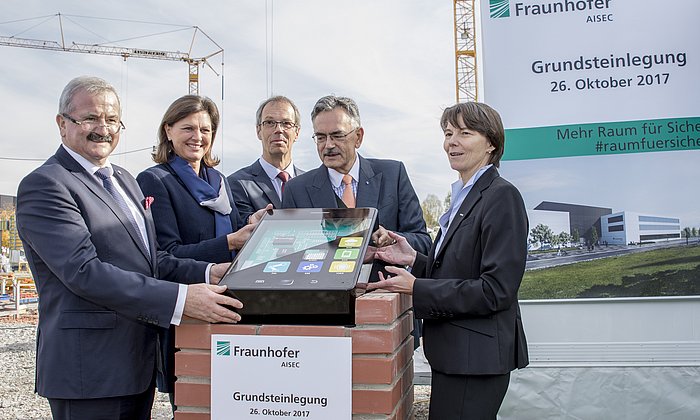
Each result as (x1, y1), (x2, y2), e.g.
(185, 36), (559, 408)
(87, 132), (113, 143)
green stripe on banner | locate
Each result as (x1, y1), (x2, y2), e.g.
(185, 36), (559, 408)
(502, 116), (700, 161)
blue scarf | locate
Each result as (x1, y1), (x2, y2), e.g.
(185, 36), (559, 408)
(168, 155), (234, 240)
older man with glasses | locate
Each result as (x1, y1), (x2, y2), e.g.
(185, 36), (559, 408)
(16, 76), (242, 420)
(282, 95), (431, 346)
(228, 96), (305, 223)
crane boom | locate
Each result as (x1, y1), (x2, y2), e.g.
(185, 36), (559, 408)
(0, 14), (222, 94)
(0, 36), (191, 61)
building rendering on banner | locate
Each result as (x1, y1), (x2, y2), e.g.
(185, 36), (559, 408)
(530, 201), (681, 246)
(600, 212), (681, 245)
(533, 201), (612, 243)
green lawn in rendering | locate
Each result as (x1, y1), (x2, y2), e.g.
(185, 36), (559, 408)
(519, 245), (700, 300)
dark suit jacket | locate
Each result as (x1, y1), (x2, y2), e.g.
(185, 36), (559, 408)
(16, 146), (208, 399)
(228, 160), (304, 222)
(411, 167), (529, 375)
(137, 163), (245, 264)
(281, 155), (431, 253)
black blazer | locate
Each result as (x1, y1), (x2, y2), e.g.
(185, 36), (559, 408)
(227, 160), (305, 223)
(16, 146), (207, 399)
(412, 167), (529, 375)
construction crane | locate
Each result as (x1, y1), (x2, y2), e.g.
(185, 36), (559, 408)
(453, 0), (477, 103)
(0, 13), (222, 94)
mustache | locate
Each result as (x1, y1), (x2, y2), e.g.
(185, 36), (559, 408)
(87, 132), (113, 143)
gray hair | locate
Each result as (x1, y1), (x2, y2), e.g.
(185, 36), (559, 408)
(311, 95), (361, 128)
(255, 96), (301, 126)
(58, 76), (121, 115)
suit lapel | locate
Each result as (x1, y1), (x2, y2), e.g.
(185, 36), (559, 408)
(251, 161), (282, 208)
(306, 165), (340, 208)
(112, 167), (153, 265)
(433, 167), (499, 262)
(355, 156), (382, 208)
(55, 148), (152, 266)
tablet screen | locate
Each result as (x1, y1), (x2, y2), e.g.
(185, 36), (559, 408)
(221, 208), (378, 291)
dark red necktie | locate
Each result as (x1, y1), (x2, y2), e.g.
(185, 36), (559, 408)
(277, 171), (290, 194)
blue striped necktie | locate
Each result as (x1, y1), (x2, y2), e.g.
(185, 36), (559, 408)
(95, 168), (147, 249)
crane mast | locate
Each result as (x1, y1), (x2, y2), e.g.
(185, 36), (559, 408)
(454, 0), (477, 103)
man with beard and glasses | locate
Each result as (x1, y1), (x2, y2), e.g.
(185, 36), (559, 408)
(281, 95), (431, 348)
(16, 76), (244, 420)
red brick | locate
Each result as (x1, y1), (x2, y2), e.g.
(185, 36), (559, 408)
(351, 312), (413, 354)
(174, 291), (415, 419)
(174, 382), (210, 407)
(175, 350), (210, 377)
(211, 323), (258, 336)
(353, 336), (414, 384)
(355, 292), (402, 324)
(259, 324), (347, 336)
(352, 362), (413, 414)
(390, 385), (415, 420)
(175, 323), (211, 350)
(174, 412), (210, 420)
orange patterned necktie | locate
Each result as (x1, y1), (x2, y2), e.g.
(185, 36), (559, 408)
(341, 174), (355, 208)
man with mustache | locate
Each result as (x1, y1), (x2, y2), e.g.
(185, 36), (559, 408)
(16, 76), (243, 420)
(282, 95), (431, 345)
(228, 96), (304, 223)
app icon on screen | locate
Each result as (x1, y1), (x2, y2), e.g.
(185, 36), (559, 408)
(297, 261), (323, 273)
(303, 249), (328, 260)
(329, 261), (356, 273)
(263, 261), (291, 273)
(334, 249), (359, 260)
(339, 237), (363, 248)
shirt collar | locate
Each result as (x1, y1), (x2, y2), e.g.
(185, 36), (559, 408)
(327, 155), (361, 187)
(459, 164), (492, 193)
(62, 144), (113, 176)
(258, 157), (296, 180)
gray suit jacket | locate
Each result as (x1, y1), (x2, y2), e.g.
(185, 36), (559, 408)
(228, 159), (304, 222)
(16, 146), (207, 399)
(281, 155), (431, 253)
(412, 167), (529, 375)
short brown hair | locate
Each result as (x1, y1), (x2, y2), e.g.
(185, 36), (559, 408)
(440, 102), (505, 167)
(152, 95), (220, 167)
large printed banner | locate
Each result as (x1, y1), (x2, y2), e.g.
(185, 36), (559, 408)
(478, 0), (700, 300)
(480, 0), (699, 160)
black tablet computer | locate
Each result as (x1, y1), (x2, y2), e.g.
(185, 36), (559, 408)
(219, 208), (378, 324)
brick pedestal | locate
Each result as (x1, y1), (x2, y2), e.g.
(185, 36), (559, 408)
(174, 291), (415, 420)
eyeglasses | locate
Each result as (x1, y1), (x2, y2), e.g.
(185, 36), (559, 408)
(312, 127), (359, 144)
(62, 113), (126, 133)
(259, 120), (298, 130)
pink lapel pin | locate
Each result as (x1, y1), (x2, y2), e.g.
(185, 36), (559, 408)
(144, 196), (154, 210)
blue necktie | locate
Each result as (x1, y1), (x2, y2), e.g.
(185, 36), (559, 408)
(95, 168), (147, 250)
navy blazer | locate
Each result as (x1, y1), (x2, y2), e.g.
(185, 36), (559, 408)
(281, 155), (431, 254)
(412, 167), (529, 375)
(16, 146), (208, 399)
(228, 159), (304, 223)
(137, 163), (245, 264)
